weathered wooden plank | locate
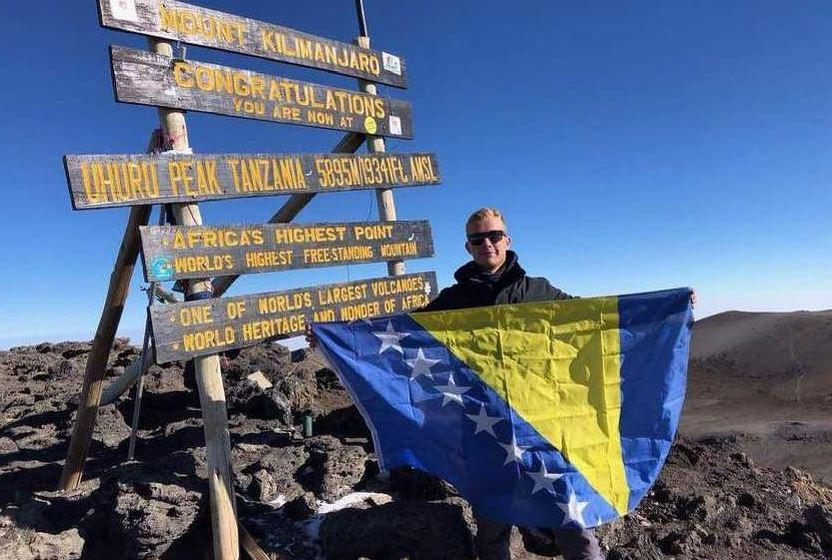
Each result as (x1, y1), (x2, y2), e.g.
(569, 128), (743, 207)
(140, 220), (433, 281)
(110, 46), (414, 138)
(151, 271), (438, 362)
(98, 0), (408, 88)
(63, 152), (440, 210)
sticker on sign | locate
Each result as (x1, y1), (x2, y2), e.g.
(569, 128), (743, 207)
(382, 52), (402, 75)
(109, 0), (138, 22)
(389, 116), (402, 136)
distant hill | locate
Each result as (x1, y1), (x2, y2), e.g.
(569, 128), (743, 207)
(691, 309), (832, 401)
(684, 309), (832, 483)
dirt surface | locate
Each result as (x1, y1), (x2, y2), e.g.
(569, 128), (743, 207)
(1, 324), (831, 559)
(683, 309), (832, 484)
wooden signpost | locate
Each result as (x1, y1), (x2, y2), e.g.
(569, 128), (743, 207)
(64, 151), (439, 209)
(61, 1), (439, 559)
(97, 0), (408, 88)
(111, 46), (414, 138)
(151, 272), (437, 362)
(139, 220), (434, 281)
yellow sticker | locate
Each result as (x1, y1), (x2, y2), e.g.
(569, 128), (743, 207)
(364, 116), (377, 134)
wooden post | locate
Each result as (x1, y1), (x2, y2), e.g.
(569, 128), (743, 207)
(238, 522), (272, 560)
(59, 205), (151, 489)
(357, 35), (405, 277)
(127, 206), (167, 461)
(59, 130), (165, 488)
(100, 354), (144, 406)
(127, 302), (153, 460)
(149, 38), (239, 560)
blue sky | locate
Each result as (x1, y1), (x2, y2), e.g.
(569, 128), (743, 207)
(1, 1), (831, 348)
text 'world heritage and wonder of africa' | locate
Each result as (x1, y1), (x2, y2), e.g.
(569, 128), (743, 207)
(151, 272), (437, 362)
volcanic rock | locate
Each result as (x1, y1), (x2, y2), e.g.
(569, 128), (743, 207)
(320, 497), (474, 560)
(248, 444), (310, 502)
(390, 466), (456, 501)
(0, 437), (18, 455)
(91, 406), (131, 449)
(2, 336), (832, 559)
(249, 469), (278, 503)
(0, 516), (84, 560)
(111, 480), (206, 558)
(227, 380), (291, 422)
(303, 435), (368, 502)
(284, 492), (317, 520)
(805, 504), (832, 552)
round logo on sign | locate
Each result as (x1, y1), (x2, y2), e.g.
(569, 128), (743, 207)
(364, 116), (377, 134)
(150, 256), (174, 281)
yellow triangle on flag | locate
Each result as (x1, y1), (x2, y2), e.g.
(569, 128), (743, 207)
(413, 296), (630, 515)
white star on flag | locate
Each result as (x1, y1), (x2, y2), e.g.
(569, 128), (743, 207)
(525, 460), (564, 494)
(434, 374), (470, 407)
(404, 348), (441, 380)
(558, 491), (590, 528)
(499, 433), (529, 465)
(372, 321), (409, 355)
(465, 404), (503, 437)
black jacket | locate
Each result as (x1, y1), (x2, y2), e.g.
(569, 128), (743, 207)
(420, 251), (573, 312)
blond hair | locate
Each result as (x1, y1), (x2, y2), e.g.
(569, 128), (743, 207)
(466, 207), (507, 231)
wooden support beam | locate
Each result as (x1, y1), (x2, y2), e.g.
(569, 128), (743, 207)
(100, 344), (145, 406)
(127, 303), (153, 460)
(150, 38), (239, 560)
(195, 351), (238, 560)
(100, 285), (179, 406)
(357, 35), (405, 277)
(59, 204), (151, 490)
(238, 522), (273, 560)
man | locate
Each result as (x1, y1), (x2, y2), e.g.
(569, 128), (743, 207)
(419, 207), (604, 560)
(420, 207), (574, 311)
(310, 207), (695, 557)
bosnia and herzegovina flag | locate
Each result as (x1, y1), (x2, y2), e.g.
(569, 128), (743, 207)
(312, 288), (692, 529)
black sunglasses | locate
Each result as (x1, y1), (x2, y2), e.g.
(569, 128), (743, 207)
(467, 230), (506, 246)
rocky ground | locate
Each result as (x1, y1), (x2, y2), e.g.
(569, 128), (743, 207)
(1, 339), (832, 559)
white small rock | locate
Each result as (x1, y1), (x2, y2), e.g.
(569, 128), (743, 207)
(246, 370), (273, 390)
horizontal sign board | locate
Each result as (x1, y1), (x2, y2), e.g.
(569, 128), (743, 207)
(150, 271), (437, 362)
(111, 46), (413, 138)
(140, 220), (434, 281)
(64, 152), (440, 209)
(98, 0), (407, 88)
